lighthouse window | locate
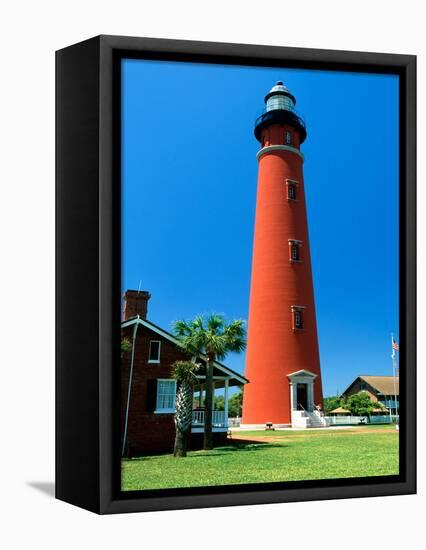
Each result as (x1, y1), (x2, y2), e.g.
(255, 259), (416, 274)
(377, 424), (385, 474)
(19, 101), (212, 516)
(289, 240), (303, 262)
(294, 310), (303, 329)
(291, 243), (300, 261)
(285, 131), (293, 145)
(288, 183), (297, 200)
(266, 95), (294, 112)
(291, 306), (305, 330)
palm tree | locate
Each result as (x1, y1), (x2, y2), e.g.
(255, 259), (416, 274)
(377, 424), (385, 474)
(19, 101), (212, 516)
(171, 360), (200, 457)
(121, 336), (132, 356)
(172, 314), (246, 450)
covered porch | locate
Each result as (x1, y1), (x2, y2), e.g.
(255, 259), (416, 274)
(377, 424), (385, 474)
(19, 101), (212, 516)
(191, 363), (248, 433)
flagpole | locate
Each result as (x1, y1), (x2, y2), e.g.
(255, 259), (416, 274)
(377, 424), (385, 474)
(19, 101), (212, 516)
(393, 350), (398, 422)
(391, 333), (398, 423)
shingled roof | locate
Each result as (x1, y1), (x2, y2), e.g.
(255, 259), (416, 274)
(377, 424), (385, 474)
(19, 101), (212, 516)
(342, 375), (399, 396)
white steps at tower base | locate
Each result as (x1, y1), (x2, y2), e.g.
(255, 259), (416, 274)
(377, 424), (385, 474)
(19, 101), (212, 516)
(291, 409), (330, 428)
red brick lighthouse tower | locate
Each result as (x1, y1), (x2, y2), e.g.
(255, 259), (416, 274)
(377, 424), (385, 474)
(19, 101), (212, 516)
(242, 82), (324, 428)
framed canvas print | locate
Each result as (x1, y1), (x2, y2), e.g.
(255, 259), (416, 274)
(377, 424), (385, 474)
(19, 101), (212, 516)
(56, 35), (416, 514)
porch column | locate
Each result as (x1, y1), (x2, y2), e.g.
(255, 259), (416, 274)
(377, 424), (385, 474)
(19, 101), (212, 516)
(211, 381), (216, 426)
(199, 383), (203, 408)
(212, 381), (215, 409)
(307, 382), (314, 412)
(224, 379), (229, 426)
(289, 382), (295, 411)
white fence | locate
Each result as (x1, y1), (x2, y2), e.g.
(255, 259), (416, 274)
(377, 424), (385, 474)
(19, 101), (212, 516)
(370, 415), (399, 424)
(325, 415), (399, 425)
(228, 417), (241, 427)
(192, 410), (227, 427)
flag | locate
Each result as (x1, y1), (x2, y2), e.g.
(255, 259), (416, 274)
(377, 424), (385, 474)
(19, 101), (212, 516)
(391, 336), (399, 361)
(392, 338), (399, 352)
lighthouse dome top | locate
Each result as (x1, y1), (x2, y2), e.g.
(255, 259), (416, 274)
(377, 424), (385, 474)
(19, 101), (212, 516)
(265, 81), (296, 112)
(254, 81), (307, 144)
(268, 81), (290, 94)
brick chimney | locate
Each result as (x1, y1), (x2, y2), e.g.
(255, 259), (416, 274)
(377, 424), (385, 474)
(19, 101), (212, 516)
(123, 290), (151, 320)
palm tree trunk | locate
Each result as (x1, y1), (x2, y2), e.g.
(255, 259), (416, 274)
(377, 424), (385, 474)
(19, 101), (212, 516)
(203, 354), (214, 450)
(173, 427), (188, 457)
(173, 379), (193, 457)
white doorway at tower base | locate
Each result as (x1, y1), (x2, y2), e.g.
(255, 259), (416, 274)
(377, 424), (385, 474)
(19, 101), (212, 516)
(288, 369), (329, 428)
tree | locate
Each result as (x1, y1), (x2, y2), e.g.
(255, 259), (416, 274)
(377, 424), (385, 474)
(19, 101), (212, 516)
(173, 314), (246, 450)
(215, 390), (243, 417)
(228, 390), (243, 417)
(344, 392), (376, 416)
(372, 400), (387, 412)
(213, 395), (225, 411)
(171, 360), (200, 457)
(323, 395), (343, 414)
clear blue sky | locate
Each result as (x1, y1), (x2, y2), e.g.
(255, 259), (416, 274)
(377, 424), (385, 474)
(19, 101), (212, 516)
(122, 58), (399, 397)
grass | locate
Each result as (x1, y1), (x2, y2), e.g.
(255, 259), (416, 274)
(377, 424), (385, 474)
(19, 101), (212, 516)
(121, 425), (399, 491)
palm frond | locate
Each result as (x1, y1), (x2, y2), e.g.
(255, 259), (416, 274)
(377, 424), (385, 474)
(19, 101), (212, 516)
(206, 313), (225, 334)
(171, 360), (200, 384)
(191, 315), (205, 331)
(172, 319), (191, 338)
(222, 319), (247, 353)
(172, 313), (247, 361)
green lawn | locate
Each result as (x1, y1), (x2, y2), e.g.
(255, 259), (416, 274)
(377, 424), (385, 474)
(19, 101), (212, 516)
(121, 425), (399, 491)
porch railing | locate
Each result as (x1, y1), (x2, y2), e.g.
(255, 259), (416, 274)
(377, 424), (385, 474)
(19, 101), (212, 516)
(192, 410), (227, 428)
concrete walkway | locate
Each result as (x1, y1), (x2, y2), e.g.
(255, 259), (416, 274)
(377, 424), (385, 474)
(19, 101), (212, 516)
(231, 425), (361, 432)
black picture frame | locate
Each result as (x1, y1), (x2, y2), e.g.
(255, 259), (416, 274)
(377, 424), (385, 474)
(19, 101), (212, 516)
(56, 35), (416, 514)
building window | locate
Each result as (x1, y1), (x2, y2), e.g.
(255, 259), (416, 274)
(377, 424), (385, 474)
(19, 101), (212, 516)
(148, 340), (161, 363)
(286, 179), (299, 201)
(291, 306), (306, 330)
(155, 379), (176, 412)
(285, 131), (293, 145)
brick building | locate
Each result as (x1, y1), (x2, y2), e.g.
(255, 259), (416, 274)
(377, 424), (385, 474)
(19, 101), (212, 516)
(121, 290), (248, 456)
